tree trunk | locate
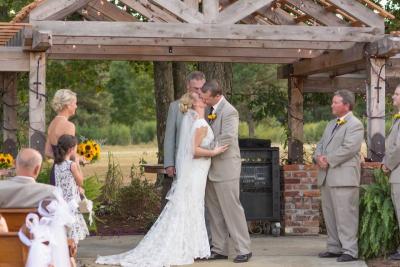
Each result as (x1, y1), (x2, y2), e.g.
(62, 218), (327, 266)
(247, 112), (255, 138)
(172, 62), (188, 100)
(198, 62), (233, 99)
(153, 61), (174, 164)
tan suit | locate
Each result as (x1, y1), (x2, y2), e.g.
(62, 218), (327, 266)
(206, 97), (251, 256)
(313, 112), (364, 258)
(0, 176), (58, 208)
(383, 118), (400, 252)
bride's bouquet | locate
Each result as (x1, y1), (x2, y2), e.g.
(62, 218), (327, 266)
(77, 139), (101, 163)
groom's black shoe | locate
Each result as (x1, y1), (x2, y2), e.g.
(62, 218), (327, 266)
(208, 251), (228, 260)
(318, 251), (342, 258)
(233, 252), (252, 263)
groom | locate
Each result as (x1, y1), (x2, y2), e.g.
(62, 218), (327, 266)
(201, 80), (252, 263)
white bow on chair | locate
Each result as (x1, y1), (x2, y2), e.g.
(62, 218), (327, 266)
(18, 213), (52, 267)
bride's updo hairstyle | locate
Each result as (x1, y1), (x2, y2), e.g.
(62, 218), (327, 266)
(51, 89), (77, 113)
(179, 92), (195, 113)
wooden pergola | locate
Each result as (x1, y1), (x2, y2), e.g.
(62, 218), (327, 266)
(1, 0), (399, 162)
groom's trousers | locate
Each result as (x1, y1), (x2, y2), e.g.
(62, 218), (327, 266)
(205, 179), (251, 256)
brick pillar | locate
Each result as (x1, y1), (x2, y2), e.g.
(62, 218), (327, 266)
(282, 162), (381, 236)
(282, 164), (320, 235)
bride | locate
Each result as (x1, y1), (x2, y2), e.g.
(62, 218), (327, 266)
(96, 92), (228, 267)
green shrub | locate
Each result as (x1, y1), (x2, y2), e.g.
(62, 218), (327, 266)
(115, 164), (160, 230)
(83, 175), (103, 232)
(359, 169), (400, 259)
(107, 123), (131, 145)
(131, 120), (156, 144)
(37, 161), (52, 184)
(76, 125), (107, 141)
(304, 121), (328, 143)
(101, 152), (124, 207)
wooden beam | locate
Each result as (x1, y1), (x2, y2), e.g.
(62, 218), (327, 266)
(0, 47), (29, 71)
(256, 7), (304, 25)
(325, 0), (384, 29)
(284, 0), (347, 26)
(2, 73), (18, 157)
(287, 76), (304, 164)
(184, 0), (199, 10)
(120, 0), (180, 22)
(302, 74), (365, 93)
(357, 0), (395, 19)
(48, 53), (297, 63)
(216, 0), (274, 24)
(367, 36), (400, 58)
(202, 0), (219, 23)
(48, 44), (321, 58)
(31, 30), (52, 51)
(84, 0), (138, 22)
(29, 0), (92, 21)
(151, 0), (205, 23)
(29, 52), (46, 156)
(292, 43), (366, 76)
(31, 21), (383, 42)
(52, 36), (354, 50)
(366, 58), (385, 161)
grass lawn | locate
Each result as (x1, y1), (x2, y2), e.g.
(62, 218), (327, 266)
(82, 143), (159, 183)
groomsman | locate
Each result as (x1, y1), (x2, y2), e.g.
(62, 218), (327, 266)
(382, 84), (400, 260)
(313, 90), (364, 262)
(164, 71), (206, 177)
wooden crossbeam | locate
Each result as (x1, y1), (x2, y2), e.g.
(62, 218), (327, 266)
(32, 30), (52, 51)
(83, 0), (138, 22)
(51, 36), (354, 50)
(0, 47), (29, 71)
(151, 0), (205, 23)
(216, 0), (274, 24)
(31, 21), (382, 43)
(202, 0), (219, 23)
(120, 0), (180, 22)
(29, 0), (92, 21)
(256, 7), (304, 25)
(357, 0), (395, 19)
(325, 0), (384, 29)
(367, 36), (400, 58)
(292, 43), (366, 76)
(48, 44), (321, 59)
(49, 53), (298, 63)
(284, 0), (348, 26)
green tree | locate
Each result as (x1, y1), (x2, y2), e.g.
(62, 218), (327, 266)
(107, 61), (155, 125)
(232, 64), (287, 136)
(46, 60), (114, 127)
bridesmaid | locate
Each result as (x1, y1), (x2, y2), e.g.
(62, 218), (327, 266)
(45, 89), (78, 186)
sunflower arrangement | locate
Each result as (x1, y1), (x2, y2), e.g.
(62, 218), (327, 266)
(77, 139), (101, 163)
(0, 153), (14, 169)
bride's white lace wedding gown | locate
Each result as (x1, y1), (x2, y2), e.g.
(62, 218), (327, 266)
(96, 111), (212, 267)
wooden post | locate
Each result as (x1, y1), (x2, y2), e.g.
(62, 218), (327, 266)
(288, 76), (304, 164)
(29, 52), (46, 155)
(2, 73), (18, 157)
(366, 58), (385, 162)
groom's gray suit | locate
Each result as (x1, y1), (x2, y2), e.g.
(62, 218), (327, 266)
(164, 100), (184, 170)
(206, 97), (251, 256)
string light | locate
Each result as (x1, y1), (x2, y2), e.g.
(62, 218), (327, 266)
(100, 0), (104, 5)
(97, 11), (101, 16)
(297, 49), (302, 53)
(98, 44), (101, 48)
(82, 8), (88, 14)
(72, 45), (76, 49)
(309, 50), (312, 55)
(123, 5), (127, 11)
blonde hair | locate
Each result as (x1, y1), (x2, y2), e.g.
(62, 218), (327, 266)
(179, 92), (195, 113)
(51, 89), (77, 113)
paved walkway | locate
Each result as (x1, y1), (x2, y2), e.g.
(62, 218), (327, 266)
(78, 235), (367, 267)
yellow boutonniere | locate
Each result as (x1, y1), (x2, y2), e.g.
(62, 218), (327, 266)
(208, 113), (217, 121)
(394, 114), (400, 120)
(336, 119), (347, 126)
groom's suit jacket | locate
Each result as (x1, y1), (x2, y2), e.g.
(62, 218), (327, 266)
(164, 100), (184, 169)
(383, 118), (400, 184)
(209, 97), (241, 182)
(313, 112), (364, 187)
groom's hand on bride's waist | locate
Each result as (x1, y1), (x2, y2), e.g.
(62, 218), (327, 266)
(166, 166), (176, 177)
